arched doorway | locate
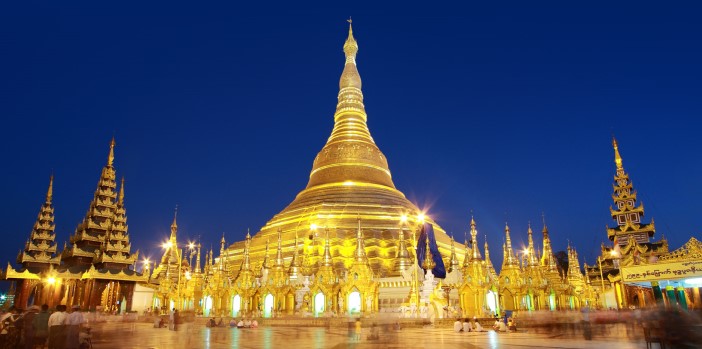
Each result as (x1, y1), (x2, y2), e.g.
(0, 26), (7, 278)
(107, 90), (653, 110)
(264, 294), (274, 318)
(314, 292), (325, 317)
(348, 291), (361, 314)
(203, 296), (213, 316)
(232, 295), (241, 317)
(486, 290), (499, 316)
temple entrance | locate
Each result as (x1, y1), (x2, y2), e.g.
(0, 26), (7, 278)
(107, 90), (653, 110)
(348, 291), (361, 314)
(232, 295), (241, 317)
(549, 292), (556, 310)
(486, 290), (498, 315)
(264, 294), (273, 318)
(314, 292), (325, 317)
(203, 296), (212, 316)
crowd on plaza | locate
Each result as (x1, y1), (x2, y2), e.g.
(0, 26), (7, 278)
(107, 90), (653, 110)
(0, 304), (90, 349)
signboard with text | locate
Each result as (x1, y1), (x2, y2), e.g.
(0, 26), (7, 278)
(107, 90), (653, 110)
(621, 260), (702, 282)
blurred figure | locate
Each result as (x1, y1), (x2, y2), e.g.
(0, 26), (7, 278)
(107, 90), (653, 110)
(23, 305), (40, 349)
(48, 304), (67, 349)
(462, 318), (472, 332)
(453, 319), (462, 332)
(65, 305), (84, 349)
(33, 304), (50, 349)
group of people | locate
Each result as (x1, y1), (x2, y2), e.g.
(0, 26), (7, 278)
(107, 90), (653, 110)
(228, 318), (258, 328)
(492, 316), (517, 333)
(452, 317), (486, 333)
(1, 303), (87, 349)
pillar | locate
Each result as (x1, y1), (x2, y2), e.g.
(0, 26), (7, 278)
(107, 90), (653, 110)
(665, 285), (677, 308)
(676, 286), (688, 310)
(651, 281), (664, 305)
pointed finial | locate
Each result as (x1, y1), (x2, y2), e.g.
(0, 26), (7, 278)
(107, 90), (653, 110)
(46, 174), (54, 203)
(343, 18), (359, 63)
(107, 137), (116, 167)
(612, 136), (623, 170)
(171, 205), (178, 229)
(118, 177), (125, 205)
(542, 212), (548, 234)
(246, 228), (251, 239)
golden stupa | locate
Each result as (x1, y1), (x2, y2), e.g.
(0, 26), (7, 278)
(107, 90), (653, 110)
(222, 23), (459, 279)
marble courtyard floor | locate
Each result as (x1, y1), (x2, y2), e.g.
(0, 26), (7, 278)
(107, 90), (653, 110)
(87, 322), (647, 349)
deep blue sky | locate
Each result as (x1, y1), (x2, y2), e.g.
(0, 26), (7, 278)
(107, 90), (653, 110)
(1, 3), (700, 289)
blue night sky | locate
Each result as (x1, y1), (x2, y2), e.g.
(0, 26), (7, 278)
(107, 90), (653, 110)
(1, 3), (700, 289)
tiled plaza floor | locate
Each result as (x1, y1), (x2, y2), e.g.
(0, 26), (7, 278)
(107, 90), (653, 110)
(87, 322), (647, 349)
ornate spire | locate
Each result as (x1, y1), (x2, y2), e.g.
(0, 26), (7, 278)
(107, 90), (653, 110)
(484, 238), (497, 279)
(195, 243), (202, 273)
(241, 233), (251, 271)
(613, 136), (623, 170)
(526, 223), (538, 267)
(219, 233), (226, 271)
(118, 177), (125, 205)
(17, 175), (60, 268)
(275, 228), (284, 267)
(462, 233), (471, 268)
(262, 238), (270, 270)
(170, 206), (178, 241)
(608, 138), (654, 245)
(107, 137), (115, 167)
(470, 216), (482, 261)
(354, 217), (368, 263)
(322, 229), (333, 267)
(304, 20), (396, 190)
(288, 231), (301, 278)
(394, 225), (412, 272)
(422, 227), (436, 271)
(502, 223), (518, 267)
(46, 174), (53, 203)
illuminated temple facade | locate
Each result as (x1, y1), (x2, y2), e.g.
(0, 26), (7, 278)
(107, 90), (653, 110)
(8, 24), (701, 318)
(143, 24), (598, 319)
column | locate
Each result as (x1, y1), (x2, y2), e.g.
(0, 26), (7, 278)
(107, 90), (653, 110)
(676, 286), (688, 310)
(665, 285), (677, 307)
(651, 281), (664, 305)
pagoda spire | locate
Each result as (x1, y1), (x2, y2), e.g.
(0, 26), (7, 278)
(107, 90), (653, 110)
(608, 138), (654, 245)
(17, 175), (60, 268)
(470, 216), (482, 261)
(540, 217), (559, 273)
(422, 227), (436, 271)
(170, 206), (178, 242)
(288, 231), (301, 278)
(462, 232), (471, 268)
(195, 243), (202, 273)
(219, 234), (226, 271)
(107, 137), (115, 167)
(526, 223), (538, 267)
(275, 228), (284, 268)
(241, 232), (251, 271)
(262, 238), (270, 270)
(304, 20), (396, 191)
(96, 176), (134, 269)
(354, 217), (367, 263)
(394, 224), (412, 272)
(502, 223), (518, 267)
(322, 229), (333, 267)
(484, 238), (497, 279)
(613, 137), (623, 170)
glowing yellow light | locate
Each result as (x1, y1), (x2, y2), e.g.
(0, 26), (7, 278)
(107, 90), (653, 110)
(417, 214), (425, 222)
(400, 215), (408, 223)
(343, 181), (354, 186)
(523, 249), (529, 255)
(610, 250), (617, 256)
(310, 224), (318, 231)
(47, 277), (56, 285)
(188, 242), (195, 250)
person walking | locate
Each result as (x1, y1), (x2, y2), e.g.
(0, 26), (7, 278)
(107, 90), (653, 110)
(23, 305), (40, 349)
(65, 305), (84, 349)
(33, 305), (50, 349)
(48, 305), (68, 349)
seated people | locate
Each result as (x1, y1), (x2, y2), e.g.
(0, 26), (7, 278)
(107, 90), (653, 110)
(243, 318), (252, 328)
(454, 319), (463, 332)
(237, 319), (244, 328)
(507, 317), (516, 332)
(217, 318), (224, 327)
(229, 318), (237, 327)
(463, 319), (472, 332)
(251, 319), (258, 328)
(493, 318), (507, 332)
(208, 318), (216, 327)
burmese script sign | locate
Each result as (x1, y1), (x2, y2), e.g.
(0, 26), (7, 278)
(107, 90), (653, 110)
(621, 260), (702, 282)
